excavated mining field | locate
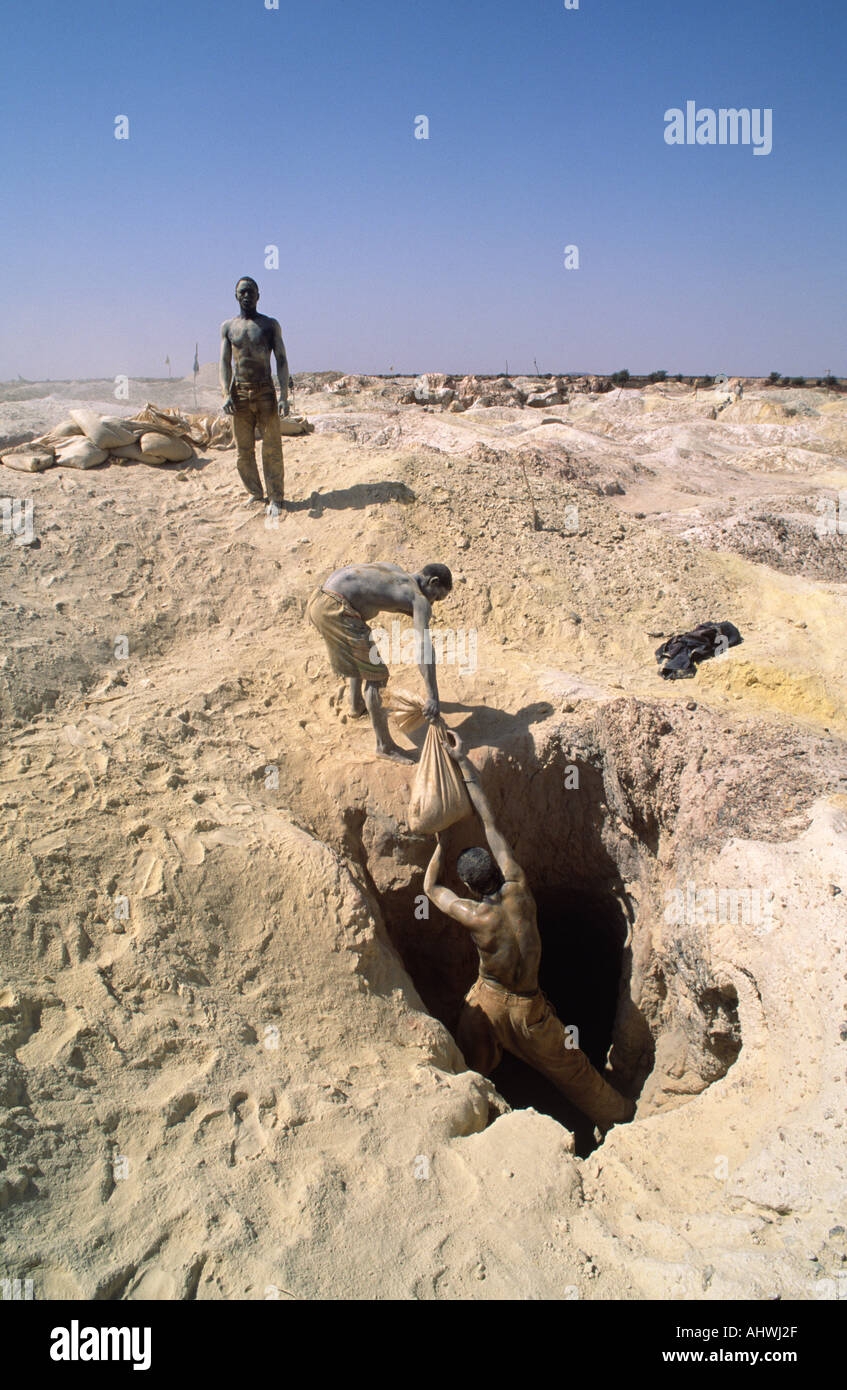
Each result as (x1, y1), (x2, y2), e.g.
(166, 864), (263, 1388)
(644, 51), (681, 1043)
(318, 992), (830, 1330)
(1, 375), (846, 1300)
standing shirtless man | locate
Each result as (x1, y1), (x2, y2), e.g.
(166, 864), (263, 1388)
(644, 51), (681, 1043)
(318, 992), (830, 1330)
(424, 731), (635, 1131)
(220, 277), (291, 520)
(307, 561), (452, 762)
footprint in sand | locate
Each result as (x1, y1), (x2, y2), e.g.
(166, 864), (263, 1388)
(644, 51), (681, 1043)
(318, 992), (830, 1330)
(228, 1091), (268, 1165)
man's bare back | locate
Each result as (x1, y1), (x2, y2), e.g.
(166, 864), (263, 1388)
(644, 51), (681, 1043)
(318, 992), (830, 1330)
(324, 562), (431, 622)
(452, 877), (542, 994)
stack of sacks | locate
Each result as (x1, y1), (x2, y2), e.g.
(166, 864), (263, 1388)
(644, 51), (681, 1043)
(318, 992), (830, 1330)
(0, 405), (197, 472)
(0, 416), (92, 472)
(0, 399), (313, 474)
(55, 408), (135, 468)
(70, 406), (194, 466)
(109, 433), (194, 466)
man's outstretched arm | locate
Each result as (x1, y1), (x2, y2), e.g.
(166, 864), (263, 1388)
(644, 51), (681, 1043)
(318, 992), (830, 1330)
(445, 732), (525, 884)
(412, 591), (439, 720)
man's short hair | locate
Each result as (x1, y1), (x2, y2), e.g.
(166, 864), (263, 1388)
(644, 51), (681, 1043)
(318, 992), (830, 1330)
(457, 847), (500, 895)
(421, 562), (453, 592)
(236, 276), (259, 293)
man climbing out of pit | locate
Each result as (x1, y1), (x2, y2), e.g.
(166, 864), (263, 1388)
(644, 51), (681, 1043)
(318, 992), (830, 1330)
(306, 561), (453, 763)
(220, 276), (291, 521)
(423, 731), (635, 1131)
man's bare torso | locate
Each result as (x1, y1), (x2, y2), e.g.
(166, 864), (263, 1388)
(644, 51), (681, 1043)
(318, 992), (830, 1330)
(324, 563), (426, 622)
(468, 881), (542, 993)
(222, 312), (278, 386)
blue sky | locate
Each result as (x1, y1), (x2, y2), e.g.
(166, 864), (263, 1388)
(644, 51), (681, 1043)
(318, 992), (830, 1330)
(2, 0), (845, 379)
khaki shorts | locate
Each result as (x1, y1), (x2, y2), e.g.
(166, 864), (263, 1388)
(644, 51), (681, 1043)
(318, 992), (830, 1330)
(307, 585), (389, 684)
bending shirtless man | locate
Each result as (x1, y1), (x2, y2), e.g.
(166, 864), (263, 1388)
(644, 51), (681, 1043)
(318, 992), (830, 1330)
(424, 731), (635, 1131)
(220, 276), (291, 520)
(307, 561), (452, 762)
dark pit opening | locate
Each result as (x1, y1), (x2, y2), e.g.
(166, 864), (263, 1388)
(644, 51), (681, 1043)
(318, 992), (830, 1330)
(362, 737), (746, 1145)
(699, 984), (743, 1072)
(491, 886), (627, 1156)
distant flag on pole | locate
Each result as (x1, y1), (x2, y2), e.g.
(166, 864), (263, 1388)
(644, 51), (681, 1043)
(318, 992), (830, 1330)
(165, 354), (171, 377)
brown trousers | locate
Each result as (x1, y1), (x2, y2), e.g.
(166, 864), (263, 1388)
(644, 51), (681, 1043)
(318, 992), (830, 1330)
(231, 383), (284, 503)
(457, 976), (634, 1128)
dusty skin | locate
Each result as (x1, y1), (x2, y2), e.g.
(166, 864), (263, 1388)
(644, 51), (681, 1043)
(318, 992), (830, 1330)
(425, 732), (542, 995)
(220, 278), (290, 519)
(1, 371), (846, 1299)
(310, 561), (452, 761)
(424, 731), (634, 1129)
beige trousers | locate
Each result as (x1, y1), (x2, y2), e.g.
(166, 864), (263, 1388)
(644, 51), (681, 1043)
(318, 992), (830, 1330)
(457, 976), (634, 1128)
(231, 383), (284, 503)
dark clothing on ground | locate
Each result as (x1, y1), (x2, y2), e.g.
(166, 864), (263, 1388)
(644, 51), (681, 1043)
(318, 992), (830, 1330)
(655, 621), (742, 680)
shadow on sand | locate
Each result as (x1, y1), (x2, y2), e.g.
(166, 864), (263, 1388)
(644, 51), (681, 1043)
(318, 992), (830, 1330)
(288, 481), (415, 515)
(397, 700), (555, 758)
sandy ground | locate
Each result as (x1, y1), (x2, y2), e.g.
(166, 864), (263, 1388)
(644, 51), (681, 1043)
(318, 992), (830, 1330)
(1, 374), (846, 1300)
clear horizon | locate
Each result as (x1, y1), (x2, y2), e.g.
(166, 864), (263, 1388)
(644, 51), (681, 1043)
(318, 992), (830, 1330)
(3, 0), (845, 381)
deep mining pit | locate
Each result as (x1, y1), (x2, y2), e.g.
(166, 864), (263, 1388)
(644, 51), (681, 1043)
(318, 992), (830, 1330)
(359, 723), (744, 1154)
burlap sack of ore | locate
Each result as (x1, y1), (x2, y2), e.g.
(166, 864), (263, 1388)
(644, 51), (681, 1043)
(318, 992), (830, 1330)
(190, 414), (233, 448)
(279, 415), (315, 436)
(139, 432), (194, 463)
(1, 449), (55, 472)
(69, 408), (136, 449)
(408, 718), (471, 834)
(131, 404), (205, 449)
(54, 437), (109, 469)
(102, 416), (146, 438)
(42, 418), (84, 443)
(108, 442), (148, 464)
(0, 416), (83, 471)
(253, 414), (313, 440)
